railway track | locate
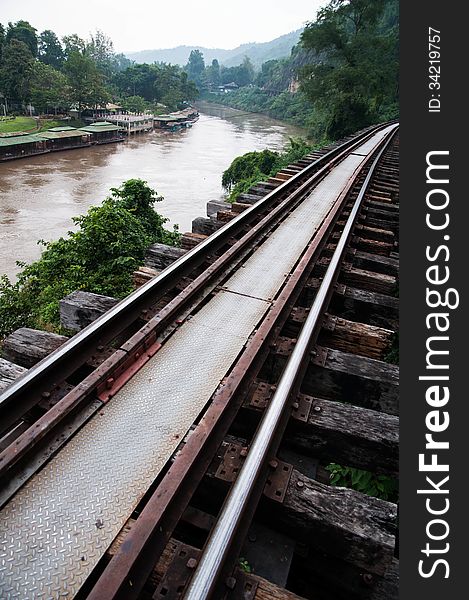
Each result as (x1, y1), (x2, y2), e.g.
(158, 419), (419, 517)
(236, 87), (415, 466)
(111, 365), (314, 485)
(0, 122), (399, 599)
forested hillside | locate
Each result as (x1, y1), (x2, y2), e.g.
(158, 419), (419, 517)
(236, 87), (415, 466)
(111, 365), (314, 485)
(200, 0), (398, 140)
(126, 30), (302, 69)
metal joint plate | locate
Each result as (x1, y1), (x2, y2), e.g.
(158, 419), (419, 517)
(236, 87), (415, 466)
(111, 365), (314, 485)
(263, 460), (293, 503)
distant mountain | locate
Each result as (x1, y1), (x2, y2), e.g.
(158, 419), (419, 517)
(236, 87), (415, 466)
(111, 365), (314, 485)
(126, 30), (302, 69)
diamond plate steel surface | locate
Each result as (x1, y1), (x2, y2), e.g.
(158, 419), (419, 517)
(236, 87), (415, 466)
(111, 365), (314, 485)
(0, 293), (269, 599)
(351, 124), (396, 156)
(0, 126), (392, 598)
(224, 154), (363, 301)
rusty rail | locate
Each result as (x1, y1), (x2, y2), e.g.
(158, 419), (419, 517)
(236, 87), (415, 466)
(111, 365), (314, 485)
(84, 124), (399, 600)
(0, 121), (394, 438)
(183, 129), (398, 599)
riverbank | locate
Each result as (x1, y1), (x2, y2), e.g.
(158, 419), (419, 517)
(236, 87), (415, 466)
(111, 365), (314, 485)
(0, 116), (85, 135)
(0, 110), (199, 163)
(0, 105), (304, 280)
(199, 89), (318, 138)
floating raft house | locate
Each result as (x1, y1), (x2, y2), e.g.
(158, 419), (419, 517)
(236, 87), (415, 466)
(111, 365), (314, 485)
(79, 122), (125, 144)
(40, 127), (92, 150)
(0, 133), (49, 161)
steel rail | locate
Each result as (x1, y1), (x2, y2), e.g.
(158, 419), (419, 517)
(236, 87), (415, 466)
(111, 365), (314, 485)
(85, 125), (398, 600)
(84, 130), (380, 600)
(183, 124), (399, 600)
(0, 122), (392, 436)
(0, 138), (345, 488)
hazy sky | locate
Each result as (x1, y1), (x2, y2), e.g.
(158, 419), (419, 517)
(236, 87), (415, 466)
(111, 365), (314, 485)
(1, 0), (328, 53)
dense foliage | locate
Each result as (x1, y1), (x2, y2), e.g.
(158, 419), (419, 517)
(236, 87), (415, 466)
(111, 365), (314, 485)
(204, 88), (317, 131)
(0, 21), (197, 116)
(300, 0), (399, 138)
(199, 0), (398, 141)
(0, 180), (180, 337)
(113, 63), (198, 112)
(222, 138), (313, 202)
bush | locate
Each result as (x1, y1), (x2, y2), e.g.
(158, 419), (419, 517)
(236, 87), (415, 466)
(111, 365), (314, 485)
(0, 179), (180, 337)
(222, 150), (278, 191)
(222, 137), (315, 202)
(326, 463), (398, 502)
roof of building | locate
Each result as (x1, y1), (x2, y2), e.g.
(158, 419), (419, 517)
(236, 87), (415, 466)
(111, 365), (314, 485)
(41, 129), (90, 139)
(47, 126), (80, 132)
(0, 131), (33, 138)
(0, 133), (47, 147)
(79, 122), (123, 133)
(153, 115), (181, 122)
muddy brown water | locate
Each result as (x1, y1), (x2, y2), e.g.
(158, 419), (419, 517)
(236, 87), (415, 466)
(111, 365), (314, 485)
(0, 103), (306, 280)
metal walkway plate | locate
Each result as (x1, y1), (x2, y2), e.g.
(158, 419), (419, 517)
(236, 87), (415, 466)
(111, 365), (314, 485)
(351, 124), (396, 156)
(223, 153), (363, 301)
(0, 127), (391, 599)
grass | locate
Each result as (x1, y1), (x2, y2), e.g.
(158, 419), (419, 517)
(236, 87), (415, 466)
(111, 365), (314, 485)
(37, 118), (85, 132)
(0, 116), (86, 134)
(0, 116), (37, 134)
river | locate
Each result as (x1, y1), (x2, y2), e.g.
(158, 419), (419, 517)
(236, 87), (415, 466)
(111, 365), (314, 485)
(0, 103), (305, 280)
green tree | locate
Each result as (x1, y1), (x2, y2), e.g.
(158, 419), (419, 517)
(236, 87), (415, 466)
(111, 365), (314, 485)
(6, 20), (38, 57)
(220, 59), (254, 88)
(38, 29), (64, 69)
(256, 59), (280, 88)
(62, 34), (86, 59)
(87, 30), (116, 80)
(115, 63), (156, 100)
(180, 71), (199, 102)
(186, 49), (205, 86)
(242, 56), (255, 84)
(114, 63), (198, 106)
(206, 59), (221, 87)
(0, 40), (34, 103)
(114, 53), (133, 72)
(31, 62), (70, 113)
(300, 0), (398, 138)
(0, 23), (5, 63)
(64, 50), (109, 111)
(121, 94), (148, 113)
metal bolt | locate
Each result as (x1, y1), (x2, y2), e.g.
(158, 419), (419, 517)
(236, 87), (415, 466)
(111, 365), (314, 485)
(269, 459), (278, 470)
(41, 391), (51, 399)
(225, 577), (237, 590)
(240, 447), (248, 458)
(106, 378), (114, 389)
(135, 352), (140, 360)
(97, 345), (104, 352)
(186, 558), (197, 569)
(292, 402), (299, 410)
(362, 573), (373, 586)
(248, 533), (257, 543)
(296, 480), (304, 489)
(314, 405), (322, 413)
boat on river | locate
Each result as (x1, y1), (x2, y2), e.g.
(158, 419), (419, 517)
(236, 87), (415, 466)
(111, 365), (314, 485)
(153, 108), (199, 132)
